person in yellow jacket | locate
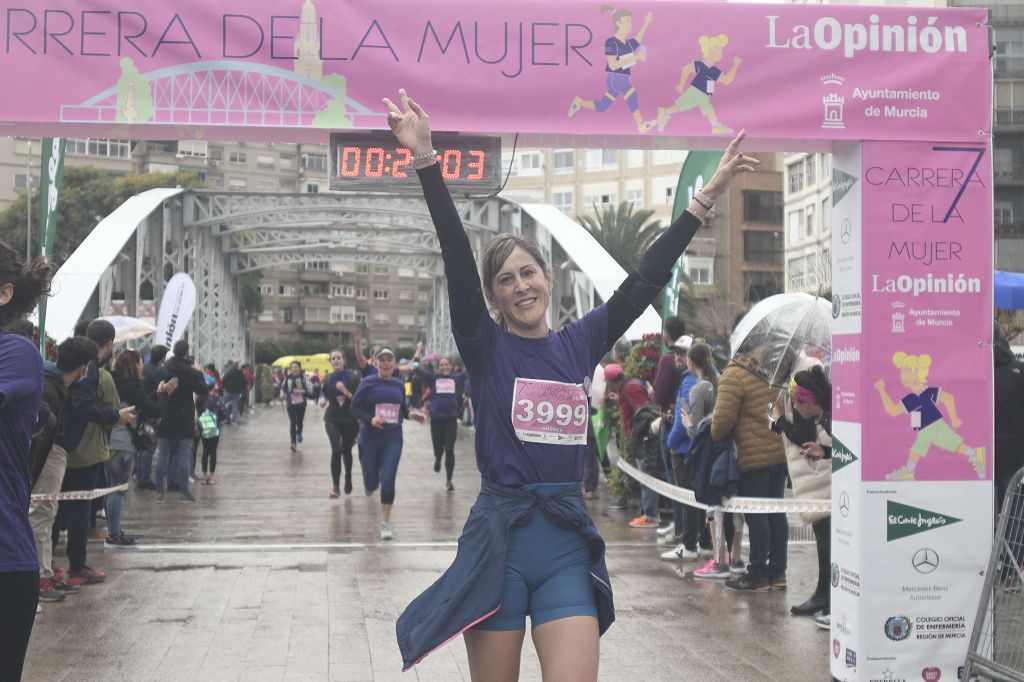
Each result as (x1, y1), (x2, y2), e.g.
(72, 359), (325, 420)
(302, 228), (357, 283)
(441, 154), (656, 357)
(710, 348), (787, 592)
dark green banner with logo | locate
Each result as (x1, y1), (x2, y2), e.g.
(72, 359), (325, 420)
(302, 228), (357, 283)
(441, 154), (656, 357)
(665, 152), (722, 320)
(36, 137), (65, 355)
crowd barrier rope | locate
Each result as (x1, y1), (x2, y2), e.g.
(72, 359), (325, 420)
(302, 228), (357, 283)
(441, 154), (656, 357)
(30, 482), (130, 502)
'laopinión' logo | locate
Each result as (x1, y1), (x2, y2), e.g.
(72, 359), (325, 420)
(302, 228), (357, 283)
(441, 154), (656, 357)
(887, 500), (962, 542)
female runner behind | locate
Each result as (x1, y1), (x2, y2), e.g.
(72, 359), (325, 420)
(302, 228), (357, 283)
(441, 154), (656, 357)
(283, 361), (311, 453)
(385, 88), (756, 679)
(321, 348), (363, 497)
(351, 347), (425, 540)
(418, 354), (467, 492)
(0, 241), (55, 681)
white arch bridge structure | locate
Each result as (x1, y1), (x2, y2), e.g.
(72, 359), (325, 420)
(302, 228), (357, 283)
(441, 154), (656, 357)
(47, 189), (661, 364)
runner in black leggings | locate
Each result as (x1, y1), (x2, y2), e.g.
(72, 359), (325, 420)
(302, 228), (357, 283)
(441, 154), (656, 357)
(284, 361), (311, 453)
(420, 356), (467, 492)
(321, 349), (363, 497)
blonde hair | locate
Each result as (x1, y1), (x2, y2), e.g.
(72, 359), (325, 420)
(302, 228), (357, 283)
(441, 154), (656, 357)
(698, 34), (728, 60)
(892, 352), (932, 383)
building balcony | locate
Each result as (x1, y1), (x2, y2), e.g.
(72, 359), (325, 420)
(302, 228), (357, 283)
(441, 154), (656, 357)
(298, 269), (333, 282)
(996, 222), (1024, 238)
(995, 108), (1024, 130)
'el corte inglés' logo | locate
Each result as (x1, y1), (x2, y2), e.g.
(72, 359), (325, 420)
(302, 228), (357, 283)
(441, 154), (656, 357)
(887, 501), (962, 542)
(832, 435), (858, 473)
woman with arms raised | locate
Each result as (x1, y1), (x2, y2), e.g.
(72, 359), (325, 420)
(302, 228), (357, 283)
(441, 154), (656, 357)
(386, 89), (756, 680)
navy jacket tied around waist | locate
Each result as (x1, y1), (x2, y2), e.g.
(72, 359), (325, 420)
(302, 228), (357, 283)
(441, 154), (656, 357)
(396, 479), (615, 670)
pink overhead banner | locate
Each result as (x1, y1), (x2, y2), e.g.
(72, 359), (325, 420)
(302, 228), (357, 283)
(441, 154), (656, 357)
(0, 0), (990, 145)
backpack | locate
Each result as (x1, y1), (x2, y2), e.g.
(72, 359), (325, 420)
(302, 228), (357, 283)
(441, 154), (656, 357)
(199, 409), (220, 439)
(686, 420), (738, 506)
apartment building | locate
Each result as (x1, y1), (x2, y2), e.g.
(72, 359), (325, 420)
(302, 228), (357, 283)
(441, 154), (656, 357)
(783, 152), (833, 294)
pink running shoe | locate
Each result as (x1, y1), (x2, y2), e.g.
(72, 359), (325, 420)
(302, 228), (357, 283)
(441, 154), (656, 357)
(694, 560), (731, 580)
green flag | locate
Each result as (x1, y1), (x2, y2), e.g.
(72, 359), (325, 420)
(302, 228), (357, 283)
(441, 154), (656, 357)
(36, 137), (66, 355)
(664, 151), (723, 321)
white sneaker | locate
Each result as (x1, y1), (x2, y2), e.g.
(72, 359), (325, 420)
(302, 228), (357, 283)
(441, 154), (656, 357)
(380, 522), (393, 541)
(661, 544), (699, 561)
(657, 522), (676, 536)
(815, 614), (831, 630)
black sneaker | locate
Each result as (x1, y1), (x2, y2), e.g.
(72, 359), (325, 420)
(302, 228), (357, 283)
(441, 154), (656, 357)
(445, 480), (454, 493)
(434, 456), (442, 473)
(167, 483), (180, 492)
(104, 531), (137, 549)
(725, 575), (771, 592)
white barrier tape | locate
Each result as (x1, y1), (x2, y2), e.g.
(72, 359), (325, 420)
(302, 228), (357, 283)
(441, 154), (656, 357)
(616, 459), (831, 515)
(30, 482), (130, 502)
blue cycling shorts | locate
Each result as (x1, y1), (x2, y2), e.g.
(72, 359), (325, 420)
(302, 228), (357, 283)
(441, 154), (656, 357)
(475, 483), (598, 631)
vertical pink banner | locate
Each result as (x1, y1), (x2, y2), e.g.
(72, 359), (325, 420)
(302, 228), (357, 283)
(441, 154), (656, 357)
(860, 141), (993, 482)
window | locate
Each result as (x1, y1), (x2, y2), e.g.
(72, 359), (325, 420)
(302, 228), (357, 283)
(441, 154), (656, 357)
(372, 265), (391, 275)
(805, 156), (816, 185)
(373, 312), (390, 325)
(687, 257), (714, 285)
(652, 150), (686, 166)
(787, 161), (805, 194)
(418, 291), (430, 302)
(821, 197), (831, 233)
(995, 201), (1014, 226)
(228, 178), (248, 190)
(354, 287), (368, 299)
(177, 140), (207, 158)
(553, 190), (574, 212)
(256, 179), (275, 192)
(398, 268), (415, 278)
(743, 231), (784, 264)
(303, 261), (329, 270)
(806, 253), (819, 286)
(743, 190), (783, 223)
(584, 149), (617, 171)
(626, 187), (644, 206)
(67, 138), (132, 158)
(256, 154), (275, 168)
(12, 174), (38, 190)
(398, 289), (414, 302)
(355, 312), (368, 325)
(995, 80), (1024, 110)
(306, 183), (319, 193)
(279, 153), (295, 169)
(257, 311), (274, 322)
(206, 176), (224, 189)
(745, 271), (783, 302)
(995, 27), (1024, 74)
(553, 150), (575, 174)
(357, 264), (369, 274)
(583, 192), (617, 208)
(279, 179), (296, 192)
(821, 249), (832, 286)
(788, 210), (804, 243)
(626, 150), (645, 168)
(209, 148), (223, 161)
(259, 284), (274, 296)
(516, 152), (543, 176)
(229, 151), (247, 164)
(805, 204), (815, 237)
(788, 257), (806, 289)
(373, 289), (389, 300)
(996, 148), (1014, 177)
(280, 308), (294, 323)
(301, 153), (328, 171)
(398, 314), (416, 328)
(304, 306), (330, 322)
(331, 305), (356, 323)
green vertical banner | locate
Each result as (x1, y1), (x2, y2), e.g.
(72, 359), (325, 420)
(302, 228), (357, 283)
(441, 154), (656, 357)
(663, 151), (724, 321)
(36, 137), (66, 355)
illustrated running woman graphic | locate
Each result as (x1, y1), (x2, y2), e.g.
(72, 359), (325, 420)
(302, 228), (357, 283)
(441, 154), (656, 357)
(567, 5), (655, 134)
(874, 352), (985, 481)
(653, 34), (741, 135)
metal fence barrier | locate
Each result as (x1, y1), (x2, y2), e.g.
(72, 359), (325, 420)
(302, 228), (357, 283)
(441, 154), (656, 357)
(964, 467), (1024, 681)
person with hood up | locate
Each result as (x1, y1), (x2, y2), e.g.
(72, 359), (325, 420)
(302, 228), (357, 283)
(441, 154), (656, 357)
(155, 340), (208, 503)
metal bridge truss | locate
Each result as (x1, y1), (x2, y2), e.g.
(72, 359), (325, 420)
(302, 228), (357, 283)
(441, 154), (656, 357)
(90, 189), (594, 365)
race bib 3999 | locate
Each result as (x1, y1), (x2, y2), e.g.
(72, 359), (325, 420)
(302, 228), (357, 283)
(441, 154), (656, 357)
(511, 378), (589, 446)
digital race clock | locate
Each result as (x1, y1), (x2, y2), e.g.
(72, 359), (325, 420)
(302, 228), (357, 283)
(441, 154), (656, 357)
(329, 131), (502, 193)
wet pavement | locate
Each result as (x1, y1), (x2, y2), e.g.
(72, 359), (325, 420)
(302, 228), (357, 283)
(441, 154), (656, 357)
(24, 403), (830, 681)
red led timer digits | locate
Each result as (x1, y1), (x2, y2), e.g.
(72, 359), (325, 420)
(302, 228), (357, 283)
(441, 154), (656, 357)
(337, 147), (486, 181)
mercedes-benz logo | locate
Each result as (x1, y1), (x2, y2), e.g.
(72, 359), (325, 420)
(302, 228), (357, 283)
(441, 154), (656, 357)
(912, 548), (939, 574)
(839, 492), (851, 517)
(841, 219), (852, 244)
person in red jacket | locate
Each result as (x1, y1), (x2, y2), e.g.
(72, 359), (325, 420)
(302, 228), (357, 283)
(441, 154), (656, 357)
(605, 363), (663, 528)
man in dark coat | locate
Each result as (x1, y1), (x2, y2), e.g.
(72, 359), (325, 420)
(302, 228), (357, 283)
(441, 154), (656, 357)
(155, 339), (208, 503)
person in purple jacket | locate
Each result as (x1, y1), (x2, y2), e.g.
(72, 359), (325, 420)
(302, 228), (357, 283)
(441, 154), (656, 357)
(384, 89), (756, 677)
(0, 241), (54, 681)
(351, 348), (425, 540)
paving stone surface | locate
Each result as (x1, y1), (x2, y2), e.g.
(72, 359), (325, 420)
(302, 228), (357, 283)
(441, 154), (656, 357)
(25, 403), (830, 681)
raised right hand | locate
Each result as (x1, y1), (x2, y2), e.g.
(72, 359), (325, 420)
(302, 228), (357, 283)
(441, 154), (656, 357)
(383, 89), (433, 156)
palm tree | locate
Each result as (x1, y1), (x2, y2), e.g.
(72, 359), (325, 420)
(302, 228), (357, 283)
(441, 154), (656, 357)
(576, 201), (664, 273)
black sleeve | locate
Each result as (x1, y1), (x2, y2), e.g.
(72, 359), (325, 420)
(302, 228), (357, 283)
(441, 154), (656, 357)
(71, 363), (120, 427)
(128, 383), (163, 420)
(417, 164), (487, 338)
(605, 211), (703, 345)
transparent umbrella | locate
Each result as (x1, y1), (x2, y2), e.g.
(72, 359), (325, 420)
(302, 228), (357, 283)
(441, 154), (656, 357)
(729, 292), (832, 388)
(100, 315), (158, 344)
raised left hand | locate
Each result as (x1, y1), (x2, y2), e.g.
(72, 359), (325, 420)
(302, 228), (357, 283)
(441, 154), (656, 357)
(702, 130), (761, 199)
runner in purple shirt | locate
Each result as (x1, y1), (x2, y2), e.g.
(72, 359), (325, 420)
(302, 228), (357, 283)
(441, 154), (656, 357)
(0, 241), (55, 681)
(383, 88), (757, 678)
(419, 356), (467, 492)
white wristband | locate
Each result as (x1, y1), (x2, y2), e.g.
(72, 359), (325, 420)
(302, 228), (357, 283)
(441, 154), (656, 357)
(693, 190), (715, 211)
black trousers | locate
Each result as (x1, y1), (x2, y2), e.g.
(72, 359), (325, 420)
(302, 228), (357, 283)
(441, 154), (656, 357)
(670, 452), (712, 551)
(812, 516), (831, 602)
(287, 403), (307, 444)
(430, 417), (458, 481)
(325, 419), (359, 491)
(201, 436), (219, 473)
(0, 570), (38, 681)
(53, 463), (100, 572)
